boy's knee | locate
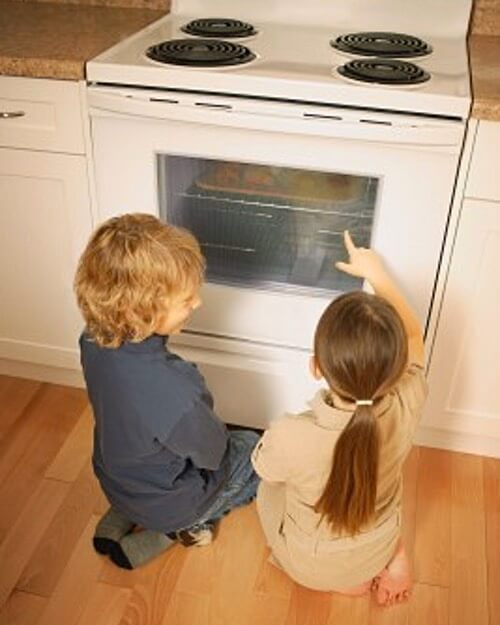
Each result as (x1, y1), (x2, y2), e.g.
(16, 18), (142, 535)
(230, 428), (260, 449)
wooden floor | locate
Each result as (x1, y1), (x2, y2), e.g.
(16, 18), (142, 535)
(0, 375), (498, 625)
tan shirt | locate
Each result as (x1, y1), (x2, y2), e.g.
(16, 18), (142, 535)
(251, 364), (428, 590)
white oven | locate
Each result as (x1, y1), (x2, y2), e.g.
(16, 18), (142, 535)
(86, 0), (472, 426)
(87, 87), (466, 426)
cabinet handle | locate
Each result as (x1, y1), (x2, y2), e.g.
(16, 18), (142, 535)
(0, 111), (26, 119)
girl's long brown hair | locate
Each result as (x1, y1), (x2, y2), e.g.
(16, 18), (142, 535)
(314, 291), (408, 535)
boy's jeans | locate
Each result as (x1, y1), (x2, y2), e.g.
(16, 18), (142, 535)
(183, 429), (260, 531)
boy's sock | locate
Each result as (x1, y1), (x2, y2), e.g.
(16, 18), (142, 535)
(174, 520), (218, 547)
(93, 507), (135, 555)
(109, 530), (175, 569)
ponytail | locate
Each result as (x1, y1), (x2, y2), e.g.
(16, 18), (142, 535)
(313, 291), (408, 536)
(315, 403), (380, 535)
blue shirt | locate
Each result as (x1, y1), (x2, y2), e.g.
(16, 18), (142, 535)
(79, 332), (229, 532)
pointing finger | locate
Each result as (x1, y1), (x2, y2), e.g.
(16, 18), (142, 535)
(343, 230), (356, 255)
(335, 261), (355, 275)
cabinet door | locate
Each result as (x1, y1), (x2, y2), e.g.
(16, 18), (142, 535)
(0, 76), (85, 154)
(465, 121), (500, 202)
(423, 198), (500, 451)
(0, 148), (92, 368)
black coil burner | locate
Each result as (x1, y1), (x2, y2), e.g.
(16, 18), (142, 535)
(146, 38), (256, 67)
(338, 59), (430, 85)
(181, 18), (257, 38)
(331, 32), (432, 58)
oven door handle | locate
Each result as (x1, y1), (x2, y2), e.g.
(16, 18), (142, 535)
(87, 87), (465, 149)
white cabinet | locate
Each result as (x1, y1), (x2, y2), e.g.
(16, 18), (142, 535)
(465, 121), (500, 201)
(0, 75), (86, 153)
(421, 120), (500, 458)
(0, 76), (93, 372)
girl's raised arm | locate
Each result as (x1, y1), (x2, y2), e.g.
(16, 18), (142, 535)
(336, 231), (425, 367)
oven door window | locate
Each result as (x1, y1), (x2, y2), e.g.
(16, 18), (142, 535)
(158, 156), (378, 294)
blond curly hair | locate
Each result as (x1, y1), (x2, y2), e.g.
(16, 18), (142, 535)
(74, 213), (205, 347)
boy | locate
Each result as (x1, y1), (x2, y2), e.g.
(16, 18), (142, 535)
(75, 213), (259, 569)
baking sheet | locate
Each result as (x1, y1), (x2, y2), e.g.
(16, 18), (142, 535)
(195, 163), (366, 206)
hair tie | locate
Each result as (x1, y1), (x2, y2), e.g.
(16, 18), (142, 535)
(355, 399), (373, 406)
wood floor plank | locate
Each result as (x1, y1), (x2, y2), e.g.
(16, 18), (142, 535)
(203, 504), (268, 625)
(160, 591), (210, 625)
(243, 593), (291, 625)
(118, 545), (188, 625)
(401, 446), (420, 566)
(75, 583), (131, 625)
(413, 447), (452, 586)
(0, 590), (47, 625)
(17, 463), (101, 597)
(327, 593), (370, 625)
(0, 478), (69, 608)
(98, 552), (165, 589)
(0, 375), (41, 442)
(0, 385), (48, 483)
(369, 599), (408, 625)
(93, 487), (110, 516)
(484, 457), (500, 625)
(408, 583), (448, 625)
(449, 453), (488, 625)
(45, 406), (93, 482)
(253, 552), (294, 600)
(284, 586), (332, 625)
(34, 515), (105, 625)
(175, 533), (224, 597)
(174, 504), (267, 601)
(0, 385), (87, 535)
(246, 552), (296, 625)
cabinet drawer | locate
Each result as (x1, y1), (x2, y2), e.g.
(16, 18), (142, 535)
(0, 76), (85, 154)
(466, 120), (500, 201)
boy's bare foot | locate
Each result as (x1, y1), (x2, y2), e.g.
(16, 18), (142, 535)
(372, 542), (412, 607)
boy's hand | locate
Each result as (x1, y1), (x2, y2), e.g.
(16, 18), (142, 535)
(335, 230), (385, 283)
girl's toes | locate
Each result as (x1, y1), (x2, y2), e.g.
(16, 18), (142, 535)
(376, 586), (390, 606)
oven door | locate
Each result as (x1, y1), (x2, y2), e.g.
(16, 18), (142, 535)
(88, 86), (465, 350)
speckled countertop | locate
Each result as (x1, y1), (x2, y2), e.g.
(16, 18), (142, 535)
(469, 35), (500, 121)
(0, 1), (166, 80)
(0, 1), (499, 121)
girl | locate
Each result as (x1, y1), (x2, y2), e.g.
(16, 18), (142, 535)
(251, 231), (427, 606)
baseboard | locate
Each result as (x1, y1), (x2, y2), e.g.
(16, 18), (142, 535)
(415, 424), (500, 459)
(0, 339), (81, 369)
(0, 358), (85, 388)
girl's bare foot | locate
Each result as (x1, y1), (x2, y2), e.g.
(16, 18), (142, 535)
(372, 541), (412, 607)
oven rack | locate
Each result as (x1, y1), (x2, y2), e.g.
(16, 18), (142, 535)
(168, 202), (370, 291)
(171, 188), (373, 256)
(195, 242), (362, 293)
(177, 190), (375, 220)
(198, 234), (364, 254)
